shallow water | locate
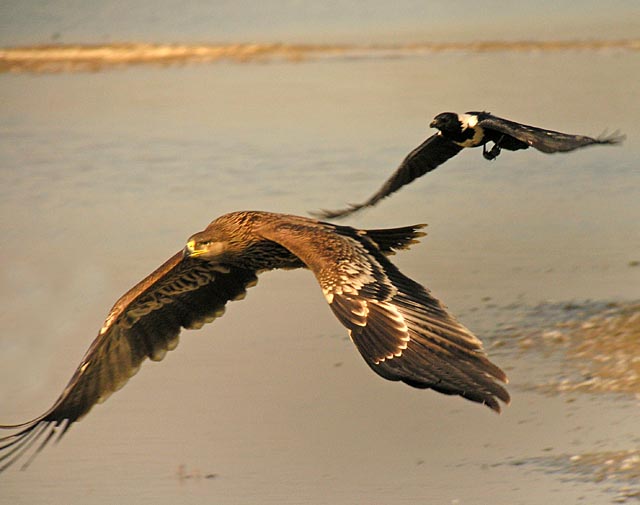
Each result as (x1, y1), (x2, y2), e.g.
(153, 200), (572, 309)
(1, 27), (640, 505)
(2, 0), (639, 45)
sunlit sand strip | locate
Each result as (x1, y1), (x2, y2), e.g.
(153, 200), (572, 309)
(1, 39), (639, 73)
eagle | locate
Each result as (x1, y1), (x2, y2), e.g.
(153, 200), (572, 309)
(314, 111), (624, 219)
(0, 211), (509, 472)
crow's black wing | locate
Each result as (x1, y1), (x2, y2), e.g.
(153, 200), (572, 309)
(0, 251), (258, 472)
(478, 114), (625, 154)
(314, 133), (463, 219)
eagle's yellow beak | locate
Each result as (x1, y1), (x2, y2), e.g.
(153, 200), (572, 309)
(184, 238), (226, 259)
(185, 239), (203, 257)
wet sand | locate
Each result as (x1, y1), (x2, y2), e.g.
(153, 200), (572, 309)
(1, 49), (639, 504)
(516, 302), (640, 396)
(490, 300), (640, 503)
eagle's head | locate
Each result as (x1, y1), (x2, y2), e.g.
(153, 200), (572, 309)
(184, 211), (263, 261)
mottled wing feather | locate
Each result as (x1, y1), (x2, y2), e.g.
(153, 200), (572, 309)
(478, 114), (625, 153)
(330, 237), (509, 411)
(332, 223), (427, 256)
(314, 134), (463, 219)
(258, 221), (509, 412)
(0, 252), (258, 471)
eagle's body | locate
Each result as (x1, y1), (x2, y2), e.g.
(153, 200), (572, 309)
(315, 111), (624, 219)
(0, 211), (509, 472)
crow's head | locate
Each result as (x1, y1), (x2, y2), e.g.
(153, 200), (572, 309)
(430, 112), (465, 135)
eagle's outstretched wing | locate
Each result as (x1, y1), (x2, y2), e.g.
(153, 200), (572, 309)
(478, 114), (625, 153)
(313, 134), (463, 219)
(0, 251), (258, 472)
(257, 219), (510, 412)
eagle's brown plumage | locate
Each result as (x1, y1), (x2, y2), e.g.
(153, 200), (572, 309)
(0, 211), (509, 472)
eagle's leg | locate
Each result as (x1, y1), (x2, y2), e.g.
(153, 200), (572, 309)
(483, 135), (504, 161)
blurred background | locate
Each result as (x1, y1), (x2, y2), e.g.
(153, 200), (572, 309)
(1, 2), (639, 504)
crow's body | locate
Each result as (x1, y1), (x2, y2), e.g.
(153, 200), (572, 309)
(316, 111), (624, 219)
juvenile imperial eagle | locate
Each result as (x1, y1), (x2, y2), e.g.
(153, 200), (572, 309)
(315, 111), (624, 219)
(0, 211), (509, 472)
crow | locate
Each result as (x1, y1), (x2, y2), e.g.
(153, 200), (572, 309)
(314, 111), (624, 219)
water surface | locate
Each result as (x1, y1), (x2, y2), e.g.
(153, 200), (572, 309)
(1, 13), (639, 505)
